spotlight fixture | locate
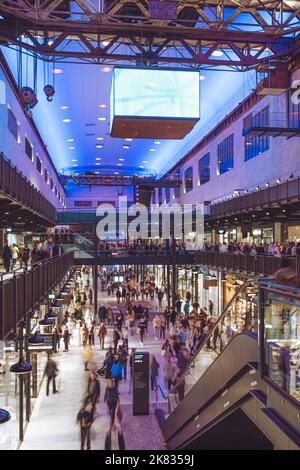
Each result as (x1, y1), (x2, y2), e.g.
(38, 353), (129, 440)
(256, 186), (259, 190)
(52, 68), (63, 75)
(51, 301), (62, 308)
(277, 178), (281, 183)
(290, 174), (294, 179)
(265, 182), (269, 187)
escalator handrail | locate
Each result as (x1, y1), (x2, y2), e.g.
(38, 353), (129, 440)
(169, 278), (258, 395)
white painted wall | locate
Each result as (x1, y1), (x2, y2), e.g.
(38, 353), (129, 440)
(0, 61), (65, 209)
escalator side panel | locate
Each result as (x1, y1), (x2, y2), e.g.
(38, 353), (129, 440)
(162, 334), (258, 441)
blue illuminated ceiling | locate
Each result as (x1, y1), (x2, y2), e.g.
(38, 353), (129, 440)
(2, 46), (255, 178)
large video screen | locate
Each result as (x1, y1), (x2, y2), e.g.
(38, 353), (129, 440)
(111, 67), (200, 120)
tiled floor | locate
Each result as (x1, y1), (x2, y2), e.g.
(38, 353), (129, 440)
(20, 289), (167, 450)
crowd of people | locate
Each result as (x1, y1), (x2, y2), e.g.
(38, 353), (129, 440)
(200, 240), (300, 257)
(1, 239), (63, 273)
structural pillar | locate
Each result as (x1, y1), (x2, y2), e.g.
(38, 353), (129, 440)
(274, 222), (282, 243)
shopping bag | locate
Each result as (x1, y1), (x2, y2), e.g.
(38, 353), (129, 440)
(116, 405), (123, 423)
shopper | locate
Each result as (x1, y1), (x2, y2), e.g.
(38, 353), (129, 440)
(98, 323), (107, 350)
(84, 371), (100, 417)
(2, 243), (11, 273)
(45, 358), (58, 396)
(150, 355), (160, 391)
(104, 379), (119, 425)
(63, 325), (70, 352)
(77, 407), (93, 451)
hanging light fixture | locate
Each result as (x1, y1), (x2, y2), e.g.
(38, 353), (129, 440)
(51, 300), (62, 308)
(27, 332), (45, 346)
(56, 294), (64, 301)
(0, 408), (11, 424)
(47, 310), (58, 319)
(10, 358), (32, 375)
(39, 316), (54, 326)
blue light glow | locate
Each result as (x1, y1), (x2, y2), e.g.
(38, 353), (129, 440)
(112, 68), (200, 119)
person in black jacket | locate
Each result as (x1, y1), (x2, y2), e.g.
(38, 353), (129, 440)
(104, 379), (119, 425)
(113, 327), (120, 354)
(2, 243), (11, 273)
(84, 371), (100, 417)
(77, 408), (93, 451)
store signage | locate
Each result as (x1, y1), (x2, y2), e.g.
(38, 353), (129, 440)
(133, 351), (149, 415)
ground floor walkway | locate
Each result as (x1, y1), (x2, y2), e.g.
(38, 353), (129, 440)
(20, 292), (168, 451)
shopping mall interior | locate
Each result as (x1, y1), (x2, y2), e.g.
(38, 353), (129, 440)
(0, 0), (300, 454)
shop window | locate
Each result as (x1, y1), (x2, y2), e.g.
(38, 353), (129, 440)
(152, 191), (157, 205)
(8, 107), (20, 142)
(55, 186), (58, 197)
(245, 107), (270, 161)
(288, 89), (300, 128)
(74, 200), (93, 207)
(50, 178), (54, 191)
(218, 134), (234, 175)
(198, 153), (210, 185)
(25, 136), (33, 162)
(184, 166), (193, 193)
(174, 169), (181, 198)
(36, 155), (42, 174)
(44, 169), (49, 184)
(165, 187), (171, 204)
(158, 187), (163, 205)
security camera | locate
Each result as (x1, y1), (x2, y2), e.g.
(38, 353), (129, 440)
(43, 84), (55, 102)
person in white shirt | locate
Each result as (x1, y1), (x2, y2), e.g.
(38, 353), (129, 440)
(220, 243), (228, 253)
(11, 244), (19, 267)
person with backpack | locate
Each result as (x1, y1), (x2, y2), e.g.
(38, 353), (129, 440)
(119, 346), (128, 381)
(104, 379), (119, 425)
(110, 359), (122, 392)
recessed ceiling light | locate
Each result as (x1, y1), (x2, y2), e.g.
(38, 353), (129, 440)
(95, 163), (101, 166)
(114, 171), (119, 175)
(125, 138), (132, 142)
(154, 141), (161, 144)
(53, 68), (63, 74)
(139, 165), (144, 168)
(68, 147), (75, 150)
(98, 117), (106, 121)
(95, 158), (101, 161)
(149, 148), (156, 152)
(142, 160), (148, 163)
(96, 145), (103, 148)
(117, 163), (122, 166)
(100, 67), (112, 72)
(60, 105), (69, 110)
(212, 50), (223, 57)
(72, 159), (77, 162)
(123, 145), (130, 149)
(63, 119), (71, 123)
(95, 171), (100, 174)
(199, 75), (206, 81)
(5, 212), (9, 215)
(97, 137), (104, 141)
(118, 158), (125, 161)
(67, 138), (74, 142)
(102, 41), (110, 47)
(99, 104), (107, 108)
(72, 164), (78, 167)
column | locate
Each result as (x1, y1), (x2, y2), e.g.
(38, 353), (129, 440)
(274, 222), (282, 243)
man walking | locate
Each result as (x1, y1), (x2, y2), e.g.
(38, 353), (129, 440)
(45, 357), (58, 396)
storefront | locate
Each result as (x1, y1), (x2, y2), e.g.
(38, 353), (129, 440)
(264, 292), (300, 403)
(222, 274), (258, 332)
(197, 268), (221, 315)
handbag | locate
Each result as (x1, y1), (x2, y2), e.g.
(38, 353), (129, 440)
(116, 405), (123, 423)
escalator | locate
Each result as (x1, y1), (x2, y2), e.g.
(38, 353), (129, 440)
(159, 281), (300, 450)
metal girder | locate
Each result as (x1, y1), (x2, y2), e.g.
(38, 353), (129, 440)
(0, 1), (299, 69)
(61, 173), (182, 187)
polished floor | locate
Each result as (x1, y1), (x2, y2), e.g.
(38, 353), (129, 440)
(20, 291), (168, 450)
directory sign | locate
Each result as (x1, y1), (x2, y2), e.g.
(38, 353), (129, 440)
(133, 351), (149, 415)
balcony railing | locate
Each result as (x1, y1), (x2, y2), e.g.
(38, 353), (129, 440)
(0, 152), (57, 225)
(195, 251), (299, 277)
(0, 251), (74, 340)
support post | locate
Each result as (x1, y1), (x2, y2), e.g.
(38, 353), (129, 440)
(93, 224), (98, 318)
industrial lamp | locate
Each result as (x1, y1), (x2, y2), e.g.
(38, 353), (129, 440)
(10, 358), (32, 375)
(39, 316), (54, 326)
(27, 332), (45, 346)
